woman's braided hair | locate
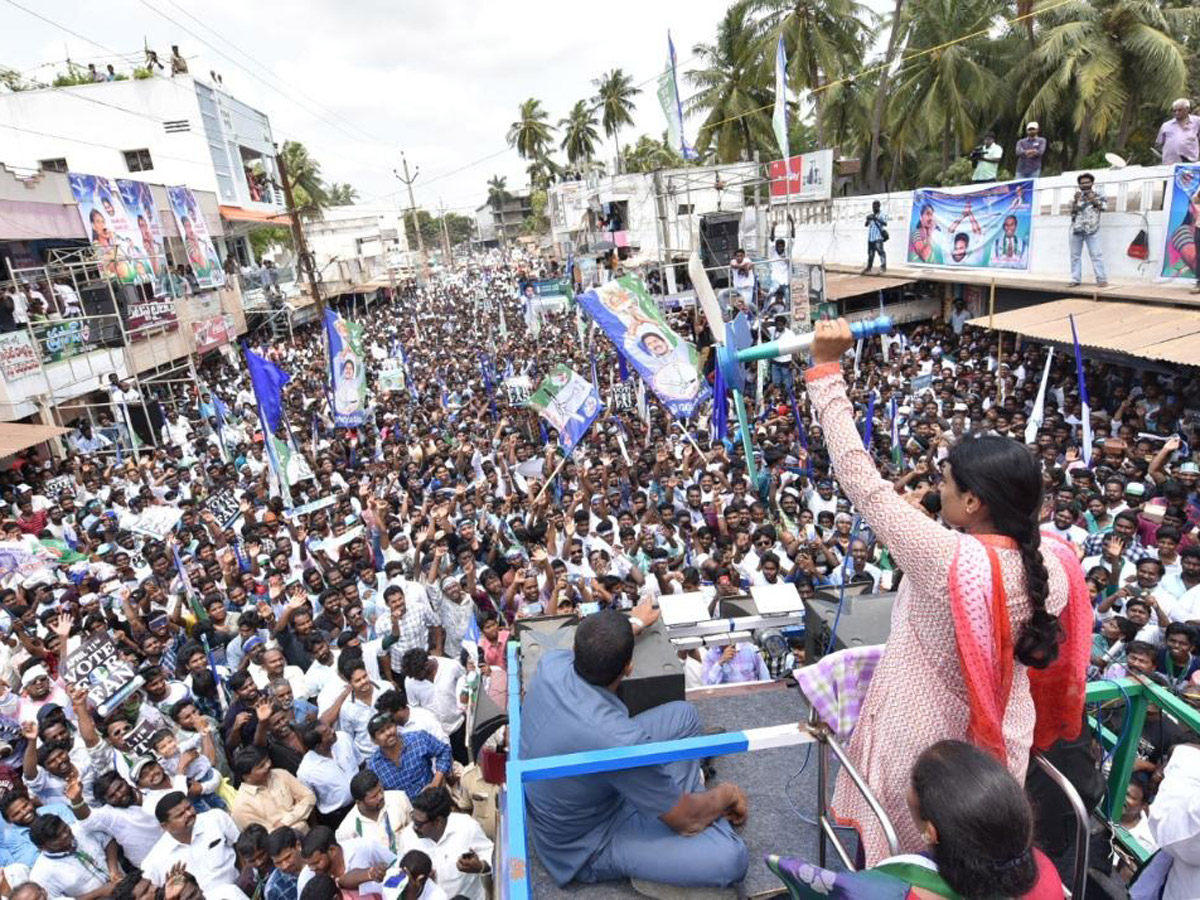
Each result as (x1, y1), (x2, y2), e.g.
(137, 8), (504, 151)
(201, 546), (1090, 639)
(947, 436), (1063, 668)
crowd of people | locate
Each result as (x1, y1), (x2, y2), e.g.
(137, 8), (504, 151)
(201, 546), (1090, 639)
(0, 249), (1197, 899)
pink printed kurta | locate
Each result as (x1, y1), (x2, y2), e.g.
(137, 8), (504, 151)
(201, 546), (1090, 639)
(805, 367), (1074, 865)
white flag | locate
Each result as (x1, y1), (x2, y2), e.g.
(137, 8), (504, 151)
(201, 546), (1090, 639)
(772, 36), (789, 160)
(1024, 348), (1054, 445)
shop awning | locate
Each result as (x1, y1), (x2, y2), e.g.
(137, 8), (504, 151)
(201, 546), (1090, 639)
(968, 298), (1200, 367)
(0, 422), (70, 457)
(218, 205), (293, 226)
(0, 201), (86, 241)
(823, 272), (914, 301)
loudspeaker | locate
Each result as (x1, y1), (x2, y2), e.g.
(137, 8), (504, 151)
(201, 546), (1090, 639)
(804, 592), (896, 661)
(699, 212), (742, 287)
(470, 680), (507, 761)
(518, 616), (684, 716)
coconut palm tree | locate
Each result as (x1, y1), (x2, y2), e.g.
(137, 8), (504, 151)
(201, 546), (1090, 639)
(506, 98), (556, 161)
(741, 0), (872, 146)
(486, 175), (510, 212)
(1019, 0), (1196, 160)
(885, 0), (1009, 173)
(685, 5), (776, 163)
(559, 101), (601, 166)
(280, 140), (328, 214)
(327, 182), (358, 206)
(593, 68), (641, 172)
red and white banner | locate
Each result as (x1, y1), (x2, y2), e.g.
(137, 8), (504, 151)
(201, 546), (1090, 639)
(768, 149), (834, 203)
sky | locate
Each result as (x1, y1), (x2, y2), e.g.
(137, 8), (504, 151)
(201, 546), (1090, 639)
(3, 0), (888, 218)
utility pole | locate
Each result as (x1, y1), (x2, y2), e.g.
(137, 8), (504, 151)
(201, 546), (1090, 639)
(438, 198), (452, 264)
(275, 142), (323, 320)
(394, 153), (428, 283)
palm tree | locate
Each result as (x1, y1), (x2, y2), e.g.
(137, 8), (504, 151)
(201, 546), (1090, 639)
(685, 5), (776, 163)
(327, 182), (358, 206)
(506, 98), (556, 161)
(593, 69), (641, 172)
(559, 101), (600, 166)
(865, 0), (907, 190)
(526, 156), (564, 191)
(622, 133), (685, 173)
(1019, 0), (1196, 160)
(486, 175), (510, 212)
(742, 0), (872, 146)
(280, 140), (328, 214)
(886, 0), (1009, 173)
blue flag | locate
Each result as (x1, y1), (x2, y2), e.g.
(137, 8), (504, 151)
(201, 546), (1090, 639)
(712, 367), (728, 443)
(243, 346), (290, 435)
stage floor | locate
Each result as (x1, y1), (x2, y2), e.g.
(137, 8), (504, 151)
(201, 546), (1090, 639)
(526, 680), (858, 898)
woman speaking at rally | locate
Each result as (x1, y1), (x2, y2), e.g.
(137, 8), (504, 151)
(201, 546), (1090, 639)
(804, 319), (1091, 865)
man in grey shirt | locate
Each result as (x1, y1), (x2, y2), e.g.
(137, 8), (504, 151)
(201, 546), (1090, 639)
(1015, 122), (1047, 178)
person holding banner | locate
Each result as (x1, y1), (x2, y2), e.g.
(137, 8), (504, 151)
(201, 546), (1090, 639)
(801, 318), (1091, 865)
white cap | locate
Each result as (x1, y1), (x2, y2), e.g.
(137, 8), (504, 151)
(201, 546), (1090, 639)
(1026, 121), (1039, 130)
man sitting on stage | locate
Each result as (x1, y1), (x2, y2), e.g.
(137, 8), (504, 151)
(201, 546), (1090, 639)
(520, 610), (749, 895)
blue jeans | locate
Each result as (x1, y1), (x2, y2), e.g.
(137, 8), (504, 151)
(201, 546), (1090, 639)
(770, 361), (794, 389)
(576, 701), (749, 887)
(1069, 230), (1107, 283)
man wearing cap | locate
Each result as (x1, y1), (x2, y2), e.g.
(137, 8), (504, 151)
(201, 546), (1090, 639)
(1015, 123), (1046, 178)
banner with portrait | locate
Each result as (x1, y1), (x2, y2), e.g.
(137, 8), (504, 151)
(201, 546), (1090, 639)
(68, 172), (152, 285)
(324, 309), (368, 427)
(116, 179), (171, 294)
(906, 180), (1034, 270)
(1161, 165), (1200, 281)
(528, 364), (602, 456)
(166, 186), (225, 288)
(577, 275), (710, 419)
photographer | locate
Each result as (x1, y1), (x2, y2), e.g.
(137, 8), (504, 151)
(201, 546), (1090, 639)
(862, 200), (888, 274)
(1067, 171), (1108, 288)
(969, 132), (1003, 183)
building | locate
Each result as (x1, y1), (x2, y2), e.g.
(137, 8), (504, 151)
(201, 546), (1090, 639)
(303, 204), (413, 297)
(0, 73), (286, 265)
(474, 193), (533, 247)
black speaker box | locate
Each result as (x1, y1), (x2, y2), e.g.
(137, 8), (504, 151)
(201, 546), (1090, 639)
(804, 592), (896, 661)
(517, 615), (684, 716)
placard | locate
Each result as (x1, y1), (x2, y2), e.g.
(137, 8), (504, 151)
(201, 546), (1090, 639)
(127, 506), (184, 540)
(65, 633), (144, 717)
(0, 332), (40, 380)
(204, 489), (242, 529)
(610, 381), (637, 411)
(378, 358), (405, 392)
(42, 475), (75, 502)
(503, 376), (533, 406)
(123, 719), (159, 758)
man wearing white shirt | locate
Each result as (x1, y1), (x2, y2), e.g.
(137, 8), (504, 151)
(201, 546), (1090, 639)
(143, 792), (248, 899)
(337, 770), (414, 857)
(78, 771), (164, 867)
(298, 827), (395, 897)
(402, 649), (465, 763)
(1041, 505), (1088, 548)
(1149, 742), (1200, 900)
(409, 786), (493, 900)
(297, 723), (360, 827)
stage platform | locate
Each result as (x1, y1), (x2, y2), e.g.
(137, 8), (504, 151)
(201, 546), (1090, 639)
(526, 680), (857, 899)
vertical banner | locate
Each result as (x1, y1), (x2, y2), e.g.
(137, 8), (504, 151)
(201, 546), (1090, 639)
(906, 180), (1034, 269)
(527, 364), (603, 456)
(166, 186), (226, 288)
(656, 32), (698, 162)
(67, 172), (151, 283)
(576, 275), (710, 418)
(324, 309), (368, 427)
(116, 179), (170, 292)
(1162, 165), (1200, 281)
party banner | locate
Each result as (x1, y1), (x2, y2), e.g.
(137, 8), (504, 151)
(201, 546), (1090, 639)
(67, 172), (152, 284)
(768, 149), (834, 203)
(1162, 165), (1200, 281)
(166, 186), (225, 288)
(528, 364), (602, 456)
(906, 180), (1034, 270)
(577, 275), (710, 418)
(116, 178), (171, 293)
(324, 309), (368, 427)
(0, 332), (40, 380)
(65, 633), (144, 717)
(192, 314), (231, 354)
(125, 297), (179, 340)
(378, 358), (405, 392)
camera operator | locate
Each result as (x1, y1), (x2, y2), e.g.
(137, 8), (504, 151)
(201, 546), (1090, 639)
(969, 132), (1003, 183)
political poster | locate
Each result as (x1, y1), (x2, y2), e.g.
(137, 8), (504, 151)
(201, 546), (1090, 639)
(1161, 165), (1200, 281)
(42, 475), (76, 502)
(67, 172), (152, 284)
(204, 489), (242, 529)
(0, 332), (40, 381)
(906, 180), (1034, 270)
(116, 178), (171, 293)
(125, 297), (179, 340)
(768, 149), (834, 203)
(528, 364), (602, 456)
(611, 381), (637, 412)
(378, 358), (406, 392)
(192, 314), (231, 354)
(502, 376), (533, 406)
(127, 505), (184, 540)
(790, 262), (827, 332)
(577, 276), (710, 419)
(324, 309), (368, 427)
(165, 186), (225, 288)
(65, 633), (143, 716)
(36, 319), (92, 362)
(123, 720), (159, 758)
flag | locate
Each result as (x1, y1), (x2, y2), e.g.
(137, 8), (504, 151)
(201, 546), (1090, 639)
(538, 419), (550, 447)
(1024, 348), (1055, 445)
(271, 434), (314, 487)
(657, 32), (698, 161)
(243, 346), (290, 435)
(324, 309), (368, 427)
(786, 383), (810, 473)
(209, 386), (230, 462)
(890, 395), (902, 468)
(863, 392), (876, 452)
(528, 364), (603, 457)
(772, 36), (789, 160)
(1068, 314), (1092, 461)
(617, 354), (629, 382)
(712, 365), (728, 443)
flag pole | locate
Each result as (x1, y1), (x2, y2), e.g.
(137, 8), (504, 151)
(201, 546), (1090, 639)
(533, 453), (570, 505)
